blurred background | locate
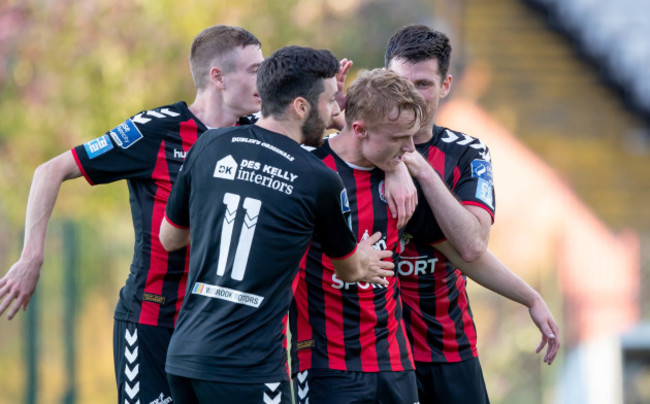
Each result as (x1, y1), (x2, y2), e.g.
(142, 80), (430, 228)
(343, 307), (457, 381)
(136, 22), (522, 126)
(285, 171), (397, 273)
(0, 0), (648, 403)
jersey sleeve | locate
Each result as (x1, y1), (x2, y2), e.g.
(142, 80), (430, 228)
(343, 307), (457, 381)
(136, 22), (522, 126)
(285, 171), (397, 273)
(453, 141), (496, 221)
(313, 168), (358, 259)
(71, 112), (167, 185)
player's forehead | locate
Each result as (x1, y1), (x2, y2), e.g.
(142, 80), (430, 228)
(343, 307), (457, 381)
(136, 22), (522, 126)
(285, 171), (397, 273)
(232, 44), (264, 70)
(389, 57), (441, 81)
(370, 107), (418, 137)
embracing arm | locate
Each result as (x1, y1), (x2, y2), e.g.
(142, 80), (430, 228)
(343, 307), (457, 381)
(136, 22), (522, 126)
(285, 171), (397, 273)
(383, 162), (418, 229)
(434, 240), (560, 365)
(403, 151), (490, 262)
(0, 151), (82, 319)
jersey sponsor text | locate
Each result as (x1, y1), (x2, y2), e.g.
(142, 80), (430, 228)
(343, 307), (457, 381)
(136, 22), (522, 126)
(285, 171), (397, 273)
(214, 155), (238, 180)
(173, 149), (187, 159)
(109, 119), (144, 149)
(330, 273), (388, 290)
(232, 136), (295, 161)
(192, 282), (264, 308)
(83, 135), (113, 159)
(215, 156), (296, 194)
(398, 256), (439, 276)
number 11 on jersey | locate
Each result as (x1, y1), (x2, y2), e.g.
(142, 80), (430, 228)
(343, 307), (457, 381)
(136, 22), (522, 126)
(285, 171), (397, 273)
(217, 192), (261, 281)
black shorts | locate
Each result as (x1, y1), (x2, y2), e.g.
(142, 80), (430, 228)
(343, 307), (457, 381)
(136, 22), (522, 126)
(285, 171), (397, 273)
(167, 374), (292, 404)
(113, 319), (173, 404)
(415, 358), (490, 404)
(293, 368), (418, 404)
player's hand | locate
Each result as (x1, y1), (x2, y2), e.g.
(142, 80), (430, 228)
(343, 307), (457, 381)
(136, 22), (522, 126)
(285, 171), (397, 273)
(335, 58), (353, 111)
(0, 258), (42, 320)
(401, 150), (434, 179)
(528, 297), (560, 365)
(357, 232), (394, 286)
(384, 162), (417, 229)
(327, 58), (353, 131)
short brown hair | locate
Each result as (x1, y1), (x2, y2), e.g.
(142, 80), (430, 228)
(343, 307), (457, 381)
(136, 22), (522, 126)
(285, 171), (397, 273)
(345, 69), (427, 131)
(189, 25), (261, 90)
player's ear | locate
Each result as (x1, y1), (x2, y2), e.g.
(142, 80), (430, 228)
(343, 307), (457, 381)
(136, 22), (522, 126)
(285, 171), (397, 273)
(352, 121), (367, 139)
(440, 74), (452, 99)
(292, 97), (310, 120)
(210, 66), (225, 90)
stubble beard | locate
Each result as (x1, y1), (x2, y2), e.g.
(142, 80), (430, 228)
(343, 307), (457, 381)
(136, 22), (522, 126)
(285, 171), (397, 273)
(301, 105), (327, 148)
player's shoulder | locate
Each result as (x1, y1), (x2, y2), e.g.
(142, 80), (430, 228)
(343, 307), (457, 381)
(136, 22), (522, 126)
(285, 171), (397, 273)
(302, 145), (334, 172)
(103, 101), (196, 150)
(149, 101), (190, 116)
(308, 143), (329, 160)
(298, 144), (341, 183)
(179, 126), (245, 173)
(432, 125), (491, 162)
(127, 101), (198, 134)
(192, 125), (245, 152)
(135, 101), (191, 123)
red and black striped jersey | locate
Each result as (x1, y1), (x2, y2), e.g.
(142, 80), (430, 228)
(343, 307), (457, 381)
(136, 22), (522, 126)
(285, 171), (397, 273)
(399, 125), (495, 363)
(71, 102), (254, 329)
(291, 138), (414, 373)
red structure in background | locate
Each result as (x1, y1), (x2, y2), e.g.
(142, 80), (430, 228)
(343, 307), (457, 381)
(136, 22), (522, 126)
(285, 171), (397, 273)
(438, 98), (640, 345)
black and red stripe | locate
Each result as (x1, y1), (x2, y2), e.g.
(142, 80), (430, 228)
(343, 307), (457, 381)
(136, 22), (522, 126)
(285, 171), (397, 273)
(72, 102), (207, 329)
(293, 140), (414, 373)
(399, 125), (493, 363)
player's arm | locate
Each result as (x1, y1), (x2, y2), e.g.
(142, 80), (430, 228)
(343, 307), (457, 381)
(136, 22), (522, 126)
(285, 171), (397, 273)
(434, 240), (560, 365)
(330, 232), (394, 286)
(0, 151), (82, 319)
(383, 162), (418, 229)
(403, 150), (490, 262)
(159, 217), (190, 251)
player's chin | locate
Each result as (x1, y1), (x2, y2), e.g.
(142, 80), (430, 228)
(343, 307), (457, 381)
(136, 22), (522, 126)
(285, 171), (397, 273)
(378, 160), (400, 173)
(244, 103), (262, 116)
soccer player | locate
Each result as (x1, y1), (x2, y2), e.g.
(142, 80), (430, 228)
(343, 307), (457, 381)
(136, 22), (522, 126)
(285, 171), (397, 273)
(291, 68), (428, 404)
(385, 24), (560, 403)
(158, 45), (395, 404)
(0, 25), (264, 403)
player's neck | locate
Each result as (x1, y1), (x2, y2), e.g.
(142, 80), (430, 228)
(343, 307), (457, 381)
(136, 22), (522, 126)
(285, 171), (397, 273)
(188, 93), (240, 129)
(329, 129), (374, 169)
(256, 116), (303, 144)
(414, 122), (435, 145)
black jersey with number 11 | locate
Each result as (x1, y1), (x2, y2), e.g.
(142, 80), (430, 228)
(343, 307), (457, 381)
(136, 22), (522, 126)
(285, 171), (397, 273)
(164, 125), (357, 383)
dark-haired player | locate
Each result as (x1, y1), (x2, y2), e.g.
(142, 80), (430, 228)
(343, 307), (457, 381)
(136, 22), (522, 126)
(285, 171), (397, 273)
(385, 24), (559, 403)
(0, 25), (264, 403)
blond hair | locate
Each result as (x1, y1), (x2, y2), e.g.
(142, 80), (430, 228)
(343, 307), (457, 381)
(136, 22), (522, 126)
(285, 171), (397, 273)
(345, 68), (427, 130)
